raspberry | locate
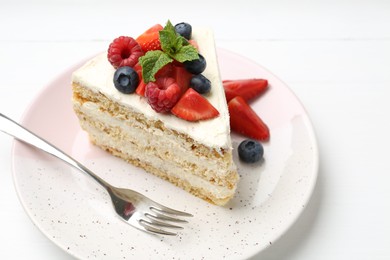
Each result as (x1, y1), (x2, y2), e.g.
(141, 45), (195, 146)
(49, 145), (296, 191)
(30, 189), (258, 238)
(107, 36), (144, 69)
(145, 77), (181, 113)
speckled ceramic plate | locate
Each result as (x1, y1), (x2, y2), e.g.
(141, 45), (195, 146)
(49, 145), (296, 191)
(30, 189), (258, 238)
(12, 49), (318, 259)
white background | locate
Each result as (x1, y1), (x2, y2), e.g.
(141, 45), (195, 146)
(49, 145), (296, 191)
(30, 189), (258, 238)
(1, 0), (389, 259)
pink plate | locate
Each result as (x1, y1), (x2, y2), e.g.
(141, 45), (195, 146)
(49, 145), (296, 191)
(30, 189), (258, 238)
(12, 48), (318, 259)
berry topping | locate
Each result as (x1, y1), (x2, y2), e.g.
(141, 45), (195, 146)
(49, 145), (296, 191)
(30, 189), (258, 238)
(134, 62), (147, 96)
(183, 54), (206, 74)
(155, 63), (174, 78)
(188, 39), (199, 50)
(135, 80), (147, 96)
(136, 24), (163, 52)
(171, 88), (219, 121)
(174, 22), (192, 40)
(228, 96), (270, 141)
(107, 36), (143, 69)
(145, 77), (181, 113)
(173, 66), (192, 95)
(113, 66), (140, 94)
(223, 79), (268, 102)
(238, 139), (264, 163)
(190, 74), (211, 94)
(136, 63), (174, 97)
(138, 20), (199, 83)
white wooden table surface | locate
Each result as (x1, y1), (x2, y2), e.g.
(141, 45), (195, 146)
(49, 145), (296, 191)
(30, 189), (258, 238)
(1, 1), (389, 259)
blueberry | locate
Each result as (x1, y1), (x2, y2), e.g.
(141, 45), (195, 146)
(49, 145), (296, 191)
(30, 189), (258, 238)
(175, 22), (192, 40)
(184, 54), (206, 74)
(238, 139), (264, 163)
(190, 74), (211, 94)
(113, 66), (139, 94)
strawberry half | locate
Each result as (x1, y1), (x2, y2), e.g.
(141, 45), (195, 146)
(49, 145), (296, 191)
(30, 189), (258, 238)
(228, 96), (270, 141)
(134, 62), (147, 96)
(223, 79), (268, 102)
(188, 39), (199, 51)
(173, 65), (192, 95)
(172, 88), (219, 121)
(136, 24), (163, 52)
(155, 62), (174, 78)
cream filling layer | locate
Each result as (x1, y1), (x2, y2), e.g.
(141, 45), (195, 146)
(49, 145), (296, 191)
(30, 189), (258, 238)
(72, 28), (231, 151)
(76, 102), (235, 199)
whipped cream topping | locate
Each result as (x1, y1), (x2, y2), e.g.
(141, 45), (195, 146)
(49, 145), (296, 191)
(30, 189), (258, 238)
(72, 28), (231, 150)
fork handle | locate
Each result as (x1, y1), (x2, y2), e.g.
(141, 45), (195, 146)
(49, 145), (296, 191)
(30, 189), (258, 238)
(0, 113), (110, 188)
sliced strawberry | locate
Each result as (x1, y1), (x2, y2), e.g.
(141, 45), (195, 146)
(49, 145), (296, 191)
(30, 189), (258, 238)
(134, 62), (143, 80)
(223, 79), (268, 102)
(155, 63), (174, 78)
(136, 24), (163, 52)
(137, 34), (160, 52)
(188, 39), (199, 51)
(172, 88), (219, 121)
(136, 81), (147, 96)
(173, 65), (193, 95)
(228, 96), (270, 141)
(134, 62), (147, 96)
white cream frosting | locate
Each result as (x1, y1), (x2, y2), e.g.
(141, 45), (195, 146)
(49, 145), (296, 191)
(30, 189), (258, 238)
(72, 28), (231, 150)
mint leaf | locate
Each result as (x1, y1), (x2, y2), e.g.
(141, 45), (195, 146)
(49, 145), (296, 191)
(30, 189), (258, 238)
(139, 50), (173, 83)
(160, 20), (181, 55)
(159, 20), (199, 62)
(171, 44), (199, 63)
(159, 29), (179, 55)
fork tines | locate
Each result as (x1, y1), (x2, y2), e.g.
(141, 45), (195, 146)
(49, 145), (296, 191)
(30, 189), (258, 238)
(139, 206), (193, 236)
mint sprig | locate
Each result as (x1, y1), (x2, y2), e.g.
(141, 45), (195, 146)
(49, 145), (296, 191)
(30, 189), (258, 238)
(138, 50), (173, 83)
(139, 20), (199, 83)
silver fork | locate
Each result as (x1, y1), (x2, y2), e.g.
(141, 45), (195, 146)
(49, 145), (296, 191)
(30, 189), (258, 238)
(0, 113), (192, 236)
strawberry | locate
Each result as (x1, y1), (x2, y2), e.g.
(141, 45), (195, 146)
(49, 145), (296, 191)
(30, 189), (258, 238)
(155, 63), (174, 78)
(134, 62), (147, 96)
(223, 79), (268, 102)
(173, 65), (193, 95)
(172, 88), (219, 121)
(136, 80), (147, 96)
(228, 96), (270, 141)
(136, 24), (163, 52)
(188, 39), (199, 50)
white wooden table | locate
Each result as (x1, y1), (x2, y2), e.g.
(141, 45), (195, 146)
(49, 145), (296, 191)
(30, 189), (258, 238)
(1, 1), (389, 259)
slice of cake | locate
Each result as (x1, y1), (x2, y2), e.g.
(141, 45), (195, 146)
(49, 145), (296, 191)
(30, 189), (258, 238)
(71, 21), (239, 206)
